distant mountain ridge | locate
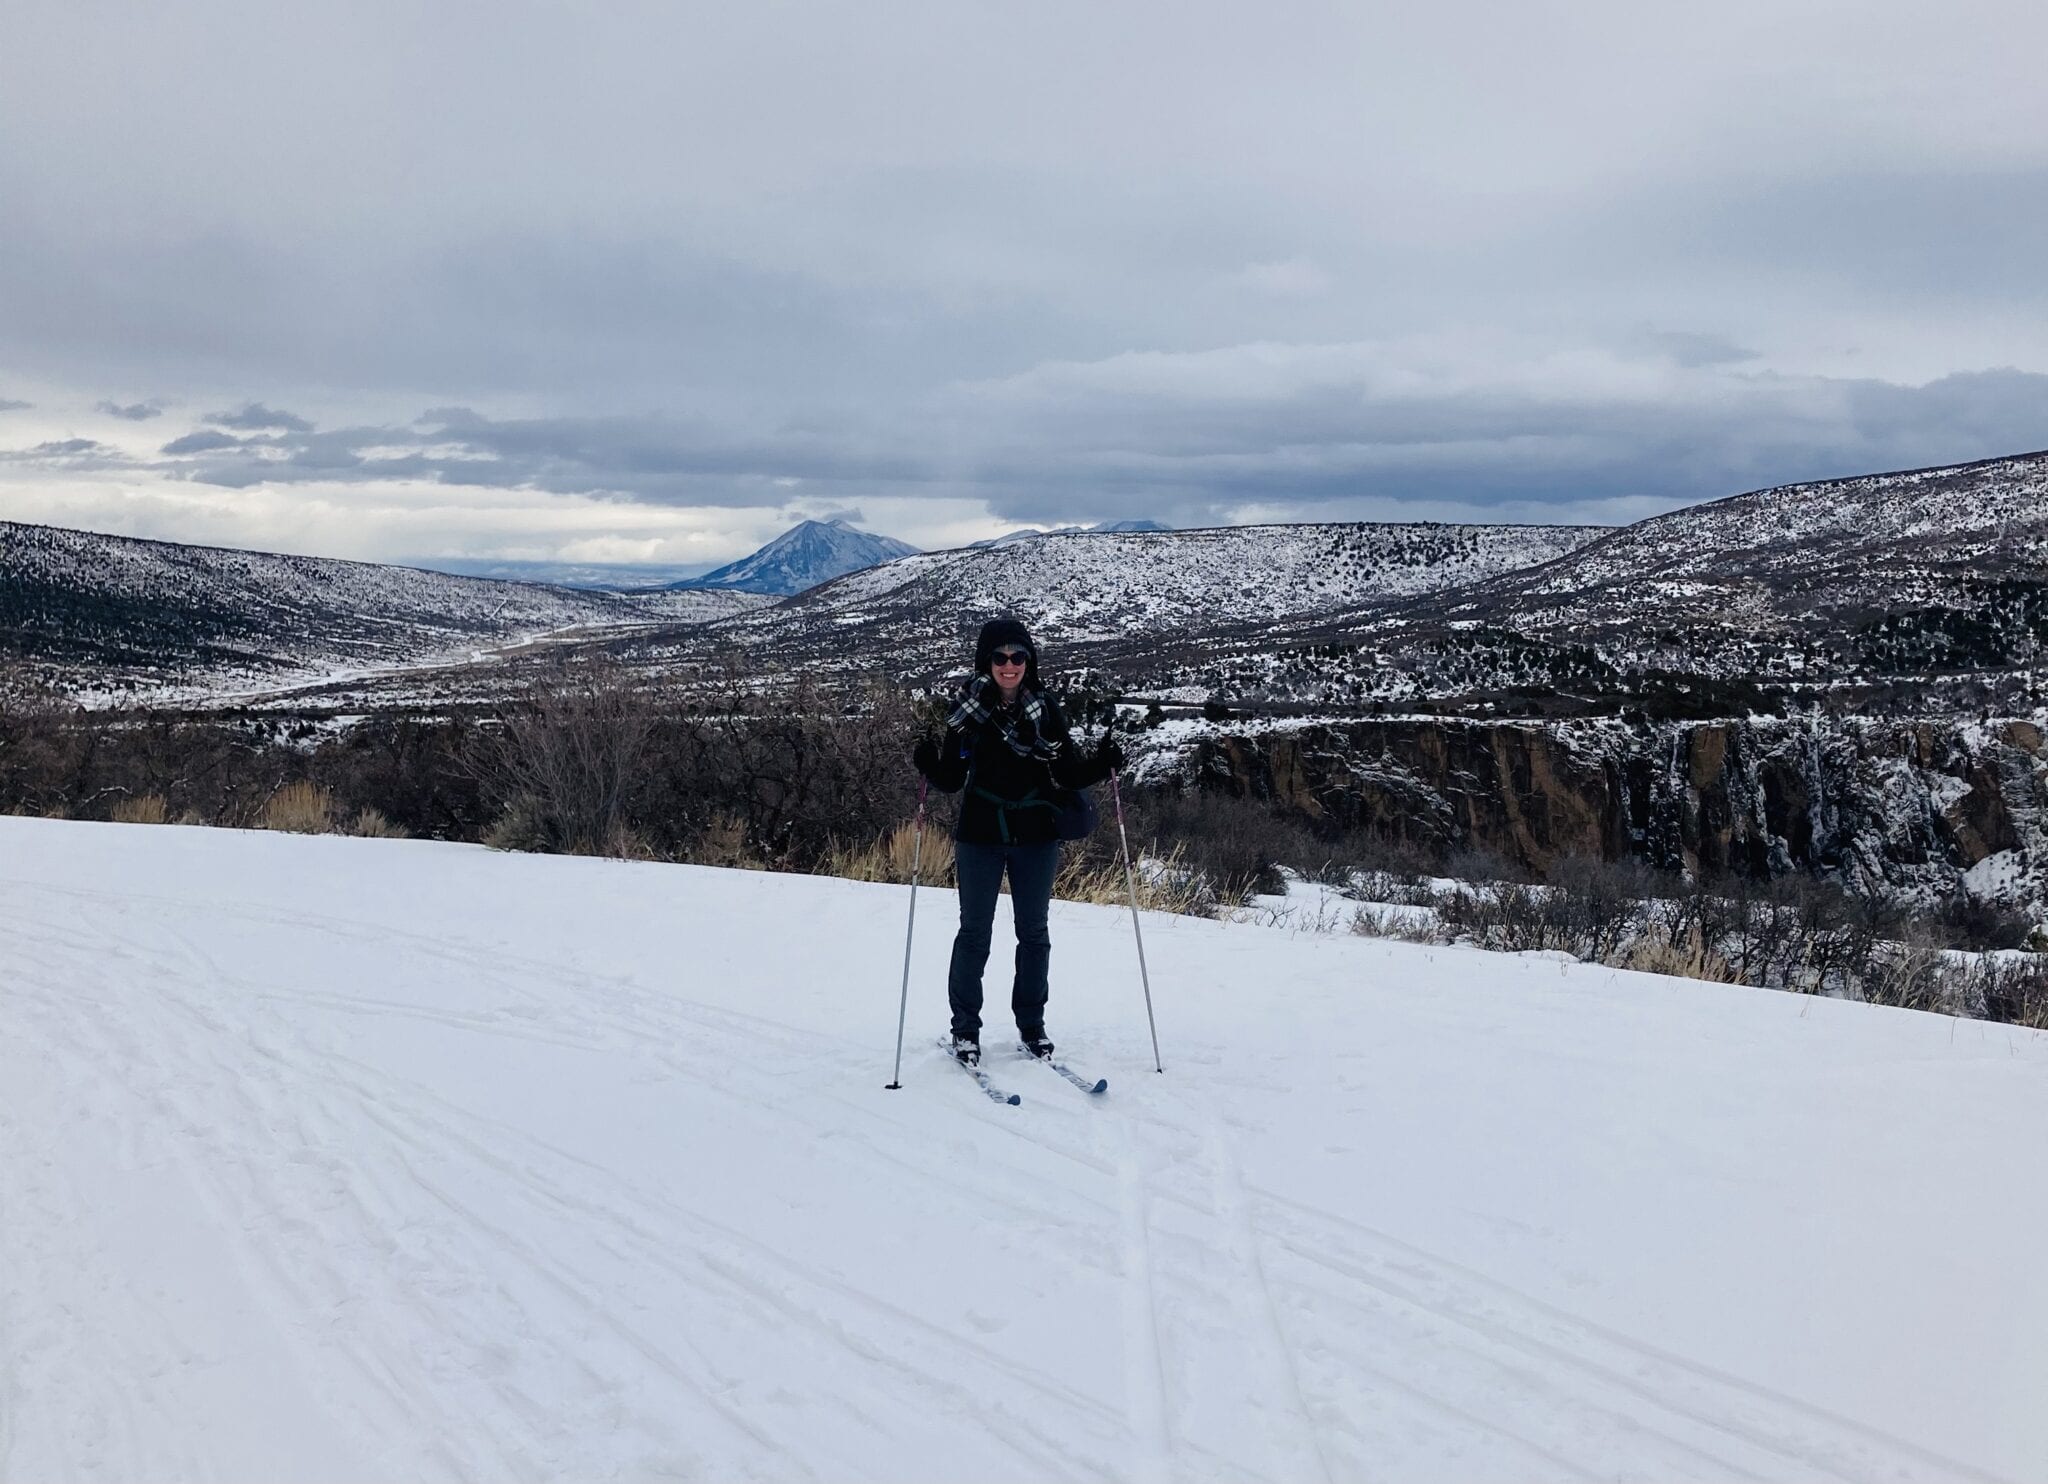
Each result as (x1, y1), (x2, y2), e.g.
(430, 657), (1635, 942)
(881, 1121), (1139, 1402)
(675, 518), (919, 595)
(0, 520), (757, 703)
(701, 520), (1609, 678)
(969, 519), (1172, 548)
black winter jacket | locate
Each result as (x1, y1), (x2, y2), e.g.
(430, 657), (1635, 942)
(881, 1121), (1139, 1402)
(924, 692), (1114, 846)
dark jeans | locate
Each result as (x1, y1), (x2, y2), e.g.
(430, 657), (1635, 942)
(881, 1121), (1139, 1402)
(948, 839), (1059, 1040)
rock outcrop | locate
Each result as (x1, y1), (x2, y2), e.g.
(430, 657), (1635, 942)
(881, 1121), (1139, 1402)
(1176, 714), (2048, 907)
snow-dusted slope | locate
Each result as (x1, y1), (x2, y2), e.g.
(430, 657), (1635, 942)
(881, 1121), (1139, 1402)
(0, 520), (759, 702)
(1147, 451), (2048, 707)
(708, 521), (1606, 677)
(1378, 450), (2048, 664)
(679, 517), (920, 595)
(3, 817), (2041, 1482)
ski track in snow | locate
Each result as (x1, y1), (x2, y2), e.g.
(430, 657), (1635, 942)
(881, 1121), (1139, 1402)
(2, 822), (2041, 1482)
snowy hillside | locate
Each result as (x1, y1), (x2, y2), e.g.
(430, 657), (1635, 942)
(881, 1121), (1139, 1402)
(970, 519), (1174, 548)
(1137, 451), (2048, 711)
(678, 517), (920, 595)
(701, 521), (1605, 680)
(0, 520), (759, 703)
(4, 816), (2042, 1482)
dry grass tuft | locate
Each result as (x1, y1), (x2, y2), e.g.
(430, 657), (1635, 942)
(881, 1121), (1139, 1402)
(258, 780), (335, 834)
(824, 819), (957, 886)
(1054, 843), (1217, 915)
(347, 808), (411, 839)
(818, 827), (1216, 918)
(682, 812), (767, 870)
(111, 794), (170, 825)
(1621, 921), (1736, 982)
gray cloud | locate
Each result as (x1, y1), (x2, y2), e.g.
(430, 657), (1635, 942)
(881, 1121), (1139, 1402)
(113, 358), (2048, 535)
(0, 398), (30, 412)
(96, 399), (164, 420)
(206, 402), (313, 433)
(30, 438), (106, 456)
(161, 429), (249, 454)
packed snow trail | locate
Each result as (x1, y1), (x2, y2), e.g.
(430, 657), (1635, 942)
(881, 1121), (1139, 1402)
(2, 818), (2044, 1482)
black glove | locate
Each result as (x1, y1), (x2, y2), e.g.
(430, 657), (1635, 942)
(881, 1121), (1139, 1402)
(1096, 738), (1126, 774)
(912, 736), (940, 778)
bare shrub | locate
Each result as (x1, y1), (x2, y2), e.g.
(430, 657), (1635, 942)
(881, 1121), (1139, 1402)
(1549, 855), (1665, 963)
(1974, 954), (2048, 1029)
(111, 793), (170, 825)
(1344, 867), (1435, 906)
(1861, 936), (1952, 1013)
(258, 780), (335, 833)
(469, 659), (654, 857)
(1115, 788), (1327, 902)
(1930, 892), (2034, 951)
(1437, 880), (1572, 954)
(1347, 903), (1440, 942)
(347, 807), (410, 839)
(314, 715), (486, 842)
(652, 660), (922, 869)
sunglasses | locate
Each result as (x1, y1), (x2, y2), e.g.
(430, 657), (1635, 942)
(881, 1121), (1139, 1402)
(990, 648), (1030, 666)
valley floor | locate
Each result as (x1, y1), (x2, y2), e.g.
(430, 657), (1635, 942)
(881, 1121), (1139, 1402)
(2, 818), (2043, 1482)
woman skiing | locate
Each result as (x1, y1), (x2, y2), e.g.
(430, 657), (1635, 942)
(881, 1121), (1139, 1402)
(912, 618), (1122, 1067)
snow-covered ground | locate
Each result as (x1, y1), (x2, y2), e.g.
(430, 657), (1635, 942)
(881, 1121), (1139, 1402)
(2, 818), (2043, 1483)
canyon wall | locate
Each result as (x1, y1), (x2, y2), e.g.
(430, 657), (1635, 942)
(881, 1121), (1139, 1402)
(1178, 714), (2048, 906)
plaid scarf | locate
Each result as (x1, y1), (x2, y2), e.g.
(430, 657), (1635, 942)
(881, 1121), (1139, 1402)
(947, 674), (1063, 760)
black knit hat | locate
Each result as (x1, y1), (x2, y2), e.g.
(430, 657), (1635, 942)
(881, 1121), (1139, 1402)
(973, 617), (1041, 690)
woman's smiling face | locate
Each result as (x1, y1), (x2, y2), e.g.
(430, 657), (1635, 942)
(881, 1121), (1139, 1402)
(990, 645), (1028, 698)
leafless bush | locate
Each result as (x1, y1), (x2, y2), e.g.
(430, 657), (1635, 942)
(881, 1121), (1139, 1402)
(1342, 866), (1438, 906)
(1860, 936), (1953, 1013)
(1115, 788), (1329, 901)
(1974, 954), (2048, 1028)
(1550, 856), (1666, 964)
(1437, 880), (1576, 954)
(1930, 892), (2034, 951)
(650, 660), (923, 868)
(470, 659), (656, 857)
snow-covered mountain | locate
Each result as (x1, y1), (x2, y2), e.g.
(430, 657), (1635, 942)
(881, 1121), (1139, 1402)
(5, 815), (2041, 1481)
(703, 520), (1607, 679)
(0, 520), (759, 703)
(676, 518), (920, 595)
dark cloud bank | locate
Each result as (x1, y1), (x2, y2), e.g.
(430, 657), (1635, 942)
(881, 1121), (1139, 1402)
(136, 361), (2048, 530)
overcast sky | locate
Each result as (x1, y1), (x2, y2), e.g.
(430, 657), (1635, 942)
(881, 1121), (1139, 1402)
(3, 0), (2046, 569)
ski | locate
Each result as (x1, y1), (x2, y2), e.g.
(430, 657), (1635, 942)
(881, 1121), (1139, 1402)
(1021, 1045), (1107, 1096)
(937, 1036), (1020, 1105)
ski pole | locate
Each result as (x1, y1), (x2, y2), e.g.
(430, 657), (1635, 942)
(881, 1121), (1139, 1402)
(1109, 769), (1164, 1073)
(885, 775), (929, 1089)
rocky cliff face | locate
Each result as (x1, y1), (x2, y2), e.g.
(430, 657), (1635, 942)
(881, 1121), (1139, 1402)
(1175, 714), (2048, 908)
